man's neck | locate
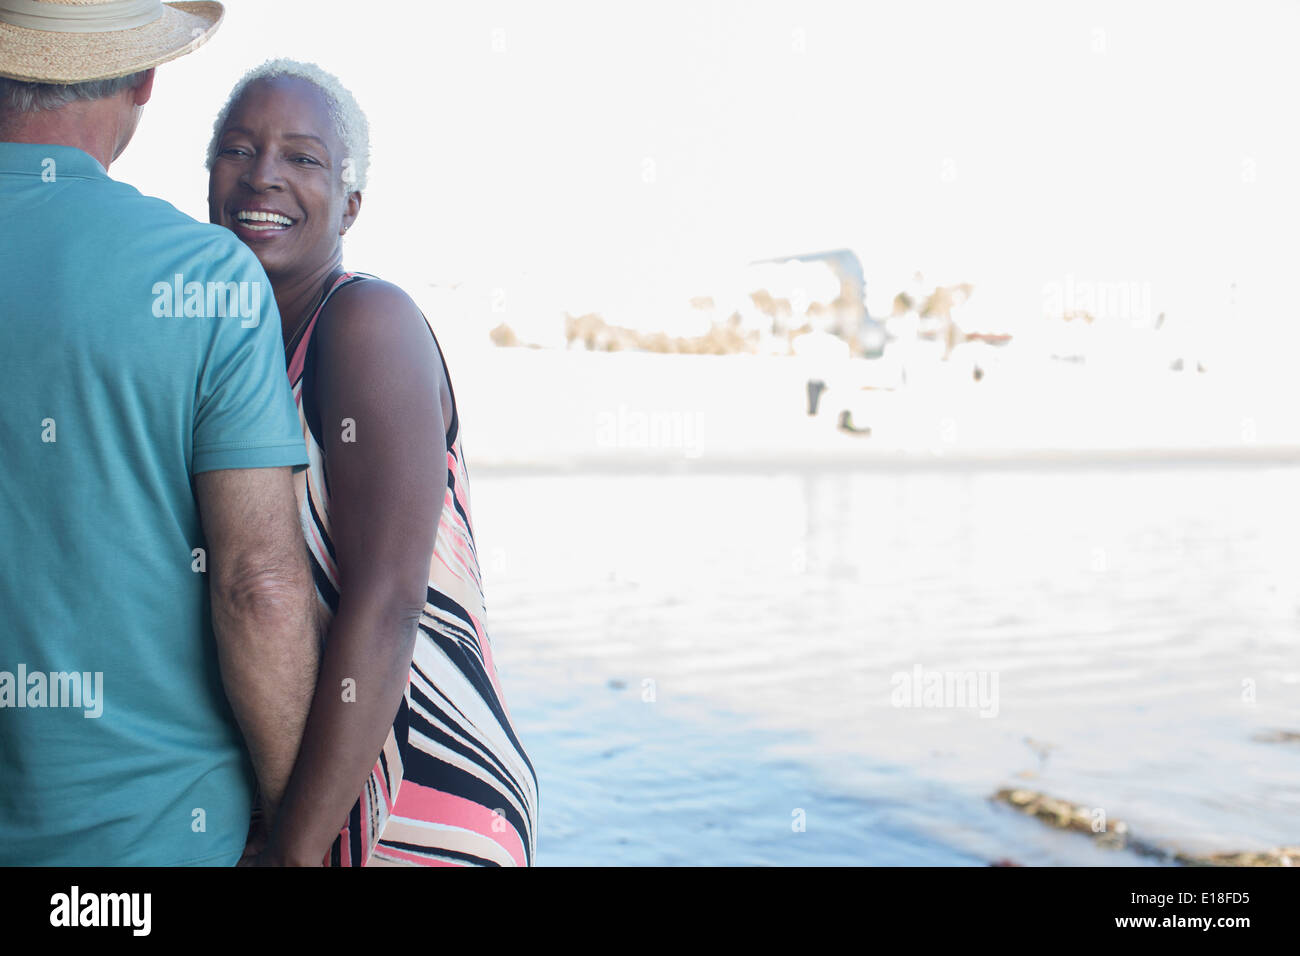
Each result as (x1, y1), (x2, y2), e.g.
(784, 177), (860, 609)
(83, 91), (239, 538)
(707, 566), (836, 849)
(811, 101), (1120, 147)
(1, 104), (122, 171)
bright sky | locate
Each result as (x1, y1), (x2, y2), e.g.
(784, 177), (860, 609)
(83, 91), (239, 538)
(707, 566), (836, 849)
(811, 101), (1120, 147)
(114, 0), (1300, 367)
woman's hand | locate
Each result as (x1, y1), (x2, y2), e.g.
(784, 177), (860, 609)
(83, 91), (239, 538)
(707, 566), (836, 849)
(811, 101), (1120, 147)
(238, 807), (327, 866)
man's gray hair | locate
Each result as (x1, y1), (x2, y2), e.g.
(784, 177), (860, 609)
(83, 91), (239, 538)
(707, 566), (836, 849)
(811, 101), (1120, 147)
(205, 58), (370, 194)
(0, 71), (150, 115)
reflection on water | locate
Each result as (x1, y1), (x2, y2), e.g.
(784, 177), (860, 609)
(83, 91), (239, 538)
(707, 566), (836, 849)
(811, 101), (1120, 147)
(474, 464), (1300, 865)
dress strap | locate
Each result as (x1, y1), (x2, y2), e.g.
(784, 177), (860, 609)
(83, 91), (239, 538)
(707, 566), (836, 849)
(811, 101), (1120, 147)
(286, 271), (372, 383)
(285, 270), (460, 450)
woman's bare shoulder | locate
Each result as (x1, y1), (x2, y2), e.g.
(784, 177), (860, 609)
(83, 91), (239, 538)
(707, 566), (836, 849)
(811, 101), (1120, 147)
(315, 275), (451, 409)
(323, 276), (425, 332)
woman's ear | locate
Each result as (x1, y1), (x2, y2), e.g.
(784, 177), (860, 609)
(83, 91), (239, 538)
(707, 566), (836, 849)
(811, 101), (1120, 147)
(341, 190), (361, 235)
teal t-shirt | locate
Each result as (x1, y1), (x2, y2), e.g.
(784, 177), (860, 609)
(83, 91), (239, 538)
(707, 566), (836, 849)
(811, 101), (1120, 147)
(0, 143), (309, 865)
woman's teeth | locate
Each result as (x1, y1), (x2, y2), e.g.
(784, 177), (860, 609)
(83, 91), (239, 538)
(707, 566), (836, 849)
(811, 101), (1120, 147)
(236, 210), (293, 230)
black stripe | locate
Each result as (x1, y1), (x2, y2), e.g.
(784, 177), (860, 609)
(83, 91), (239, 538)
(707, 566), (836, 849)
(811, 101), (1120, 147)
(418, 620), (497, 707)
(424, 588), (478, 637)
(421, 317), (459, 449)
(376, 840), (500, 867)
(443, 467), (476, 544)
(347, 799), (363, 866)
(392, 694), (410, 752)
(448, 480), (473, 541)
(370, 696), (409, 798)
(364, 775), (377, 840)
(306, 489), (337, 562)
(415, 621), (539, 796)
(444, 470), (475, 538)
(410, 657), (476, 727)
(377, 695), (409, 793)
(405, 681), (531, 813)
(297, 273), (371, 438)
(419, 608), (483, 659)
(308, 549), (339, 614)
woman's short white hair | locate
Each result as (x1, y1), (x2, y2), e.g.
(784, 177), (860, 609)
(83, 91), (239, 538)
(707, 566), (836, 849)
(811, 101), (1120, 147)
(205, 58), (370, 193)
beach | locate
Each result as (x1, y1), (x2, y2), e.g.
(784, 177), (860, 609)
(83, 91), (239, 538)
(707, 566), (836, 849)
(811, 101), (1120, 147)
(455, 347), (1300, 865)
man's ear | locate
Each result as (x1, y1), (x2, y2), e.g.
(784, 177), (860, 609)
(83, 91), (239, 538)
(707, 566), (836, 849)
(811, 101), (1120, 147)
(341, 190), (361, 234)
(132, 68), (155, 107)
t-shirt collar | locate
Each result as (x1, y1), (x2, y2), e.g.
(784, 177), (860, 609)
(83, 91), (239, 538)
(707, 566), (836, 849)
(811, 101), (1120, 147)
(0, 142), (108, 178)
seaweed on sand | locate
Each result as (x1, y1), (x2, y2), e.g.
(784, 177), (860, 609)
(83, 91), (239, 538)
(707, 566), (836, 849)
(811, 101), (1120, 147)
(991, 788), (1297, 867)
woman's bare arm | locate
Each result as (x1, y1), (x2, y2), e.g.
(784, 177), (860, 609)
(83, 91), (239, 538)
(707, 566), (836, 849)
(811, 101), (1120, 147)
(260, 279), (448, 866)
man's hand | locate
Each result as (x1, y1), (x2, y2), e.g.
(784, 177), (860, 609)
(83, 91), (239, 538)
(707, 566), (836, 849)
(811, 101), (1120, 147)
(237, 807), (269, 865)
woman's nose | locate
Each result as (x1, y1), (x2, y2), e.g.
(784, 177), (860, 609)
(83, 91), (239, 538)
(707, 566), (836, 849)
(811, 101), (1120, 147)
(241, 153), (282, 192)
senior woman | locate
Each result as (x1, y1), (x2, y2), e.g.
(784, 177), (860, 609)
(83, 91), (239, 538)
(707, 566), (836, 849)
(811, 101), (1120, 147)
(206, 59), (537, 866)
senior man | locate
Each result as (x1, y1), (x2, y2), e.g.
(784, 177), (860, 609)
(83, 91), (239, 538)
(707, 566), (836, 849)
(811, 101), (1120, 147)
(0, 0), (318, 865)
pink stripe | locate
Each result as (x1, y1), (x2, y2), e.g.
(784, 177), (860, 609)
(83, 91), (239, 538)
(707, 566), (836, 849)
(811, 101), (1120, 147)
(359, 790), (371, 863)
(287, 272), (360, 383)
(433, 549), (460, 581)
(471, 616), (511, 717)
(388, 782), (526, 867)
(442, 536), (474, 583)
(452, 468), (471, 519)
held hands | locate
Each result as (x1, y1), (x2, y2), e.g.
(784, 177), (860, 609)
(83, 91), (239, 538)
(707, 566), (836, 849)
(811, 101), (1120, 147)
(235, 805), (328, 867)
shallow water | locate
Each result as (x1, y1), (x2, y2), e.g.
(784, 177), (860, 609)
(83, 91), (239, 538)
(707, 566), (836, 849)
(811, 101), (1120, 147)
(473, 463), (1300, 865)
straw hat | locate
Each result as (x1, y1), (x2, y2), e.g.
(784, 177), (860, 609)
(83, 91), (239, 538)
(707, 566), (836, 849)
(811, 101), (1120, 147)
(0, 0), (224, 84)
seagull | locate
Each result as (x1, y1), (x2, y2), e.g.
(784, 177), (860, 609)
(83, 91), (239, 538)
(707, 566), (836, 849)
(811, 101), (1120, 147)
(1024, 737), (1057, 768)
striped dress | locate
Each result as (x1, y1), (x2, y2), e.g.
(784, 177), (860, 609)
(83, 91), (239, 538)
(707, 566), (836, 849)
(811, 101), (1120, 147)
(285, 271), (539, 867)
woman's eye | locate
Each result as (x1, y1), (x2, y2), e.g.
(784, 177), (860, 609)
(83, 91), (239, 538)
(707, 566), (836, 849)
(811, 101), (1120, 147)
(220, 147), (247, 157)
(293, 156), (321, 166)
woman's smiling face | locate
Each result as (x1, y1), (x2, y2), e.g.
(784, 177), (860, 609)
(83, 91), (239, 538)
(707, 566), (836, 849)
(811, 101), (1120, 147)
(208, 75), (359, 279)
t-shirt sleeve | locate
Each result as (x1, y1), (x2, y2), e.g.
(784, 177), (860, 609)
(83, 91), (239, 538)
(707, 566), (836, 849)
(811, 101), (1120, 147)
(192, 246), (308, 475)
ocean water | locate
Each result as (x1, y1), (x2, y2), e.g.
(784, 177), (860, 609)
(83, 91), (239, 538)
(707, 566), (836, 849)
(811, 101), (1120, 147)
(472, 463), (1300, 866)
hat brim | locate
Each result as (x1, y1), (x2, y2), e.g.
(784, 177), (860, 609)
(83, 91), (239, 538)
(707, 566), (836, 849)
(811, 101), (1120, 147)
(0, 2), (224, 84)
